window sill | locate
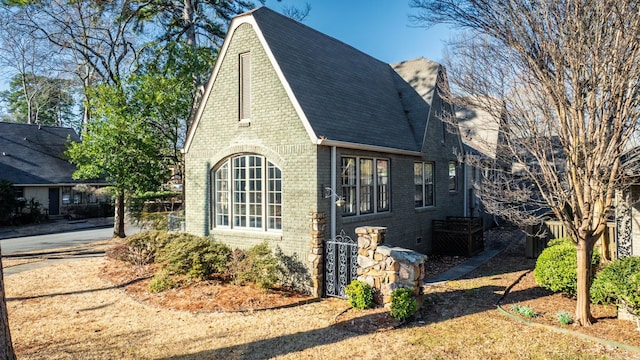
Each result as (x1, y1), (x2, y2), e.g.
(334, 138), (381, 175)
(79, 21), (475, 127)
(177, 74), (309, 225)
(415, 206), (437, 213)
(342, 211), (393, 224)
(210, 228), (283, 241)
(239, 119), (251, 127)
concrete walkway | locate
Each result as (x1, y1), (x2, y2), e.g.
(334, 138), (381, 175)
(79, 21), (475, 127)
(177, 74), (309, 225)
(423, 248), (507, 286)
(423, 231), (524, 286)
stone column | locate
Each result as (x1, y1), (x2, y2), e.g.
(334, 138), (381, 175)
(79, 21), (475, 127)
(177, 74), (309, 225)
(355, 226), (427, 306)
(308, 212), (326, 297)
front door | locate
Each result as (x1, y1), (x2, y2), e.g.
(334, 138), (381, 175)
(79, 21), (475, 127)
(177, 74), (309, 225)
(48, 188), (60, 215)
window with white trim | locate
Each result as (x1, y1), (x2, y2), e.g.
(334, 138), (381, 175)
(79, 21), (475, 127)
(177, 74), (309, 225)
(415, 162), (434, 208)
(341, 156), (390, 216)
(212, 154), (281, 231)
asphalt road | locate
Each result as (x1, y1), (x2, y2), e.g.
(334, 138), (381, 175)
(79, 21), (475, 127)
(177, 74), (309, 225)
(0, 224), (140, 255)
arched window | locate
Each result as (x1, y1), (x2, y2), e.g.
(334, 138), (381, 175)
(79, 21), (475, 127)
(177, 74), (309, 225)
(212, 154), (281, 231)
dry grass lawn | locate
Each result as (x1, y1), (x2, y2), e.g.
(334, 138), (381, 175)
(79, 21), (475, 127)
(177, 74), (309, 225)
(5, 235), (640, 359)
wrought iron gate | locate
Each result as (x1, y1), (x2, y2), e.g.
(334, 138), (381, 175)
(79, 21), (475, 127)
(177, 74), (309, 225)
(324, 230), (358, 298)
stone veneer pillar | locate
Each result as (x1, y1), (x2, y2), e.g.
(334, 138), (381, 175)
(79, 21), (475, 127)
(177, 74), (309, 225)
(308, 212), (326, 297)
(355, 226), (427, 305)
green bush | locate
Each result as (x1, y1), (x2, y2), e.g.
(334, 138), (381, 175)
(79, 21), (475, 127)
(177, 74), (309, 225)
(229, 243), (279, 290)
(132, 212), (172, 231)
(108, 230), (173, 265)
(148, 269), (177, 293)
(0, 179), (18, 224)
(274, 247), (311, 294)
(390, 288), (418, 321)
(344, 280), (373, 310)
(556, 310), (573, 325)
(591, 256), (640, 315)
(156, 234), (231, 280)
(534, 238), (600, 298)
(510, 304), (538, 318)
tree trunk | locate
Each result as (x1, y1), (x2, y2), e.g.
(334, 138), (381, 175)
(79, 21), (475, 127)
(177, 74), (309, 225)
(0, 248), (16, 360)
(113, 190), (126, 238)
(575, 237), (595, 326)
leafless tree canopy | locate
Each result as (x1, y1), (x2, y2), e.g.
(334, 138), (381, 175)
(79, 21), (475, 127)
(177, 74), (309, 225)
(411, 0), (640, 325)
(413, 0), (640, 238)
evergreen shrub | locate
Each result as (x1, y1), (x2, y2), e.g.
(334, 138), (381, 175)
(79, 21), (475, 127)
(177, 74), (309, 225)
(390, 288), (418, 321)
(229, 242), (279, 290)
(534, 238), (600, 298)
(344, 280), (373, 310)
(156, 234), (231, 280)
(591, 256), (640, 315)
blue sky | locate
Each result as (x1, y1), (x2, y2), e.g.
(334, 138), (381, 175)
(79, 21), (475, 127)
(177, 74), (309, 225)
(0, 2), (451, 93)
(265, 0), (452, 64)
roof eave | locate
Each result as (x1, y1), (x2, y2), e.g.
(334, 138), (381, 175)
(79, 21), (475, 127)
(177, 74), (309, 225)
(13, 182), (109, 187)
(316, 138), (422, 157)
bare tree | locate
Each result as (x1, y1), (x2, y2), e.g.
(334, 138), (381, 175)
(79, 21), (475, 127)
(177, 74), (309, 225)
(411, 0), (640, 326)
(10, 0), (144, 128)
(0, 8), (59, 125)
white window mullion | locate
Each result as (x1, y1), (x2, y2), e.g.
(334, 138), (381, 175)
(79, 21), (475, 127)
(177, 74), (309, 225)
(262, 156), (267, 231)
(355, 157), (360, 216)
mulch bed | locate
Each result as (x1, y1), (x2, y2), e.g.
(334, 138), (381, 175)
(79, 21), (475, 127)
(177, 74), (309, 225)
(100, 226), (640, 349)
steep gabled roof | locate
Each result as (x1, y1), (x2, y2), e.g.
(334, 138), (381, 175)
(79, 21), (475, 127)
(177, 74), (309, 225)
(0, 122), (100, 186)
(456, 96), (505, 160)
(186, 7), (447, 155)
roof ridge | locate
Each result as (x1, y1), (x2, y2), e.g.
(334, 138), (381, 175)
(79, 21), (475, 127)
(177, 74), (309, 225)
(252, 7), (389, 67)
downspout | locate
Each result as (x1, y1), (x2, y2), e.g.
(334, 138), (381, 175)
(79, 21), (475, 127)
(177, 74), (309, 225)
(463, 159), (468, 217)
(331, 146), (337, 239)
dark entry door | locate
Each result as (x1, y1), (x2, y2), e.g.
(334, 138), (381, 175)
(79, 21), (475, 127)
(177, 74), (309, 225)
(48, 188), (60, 215)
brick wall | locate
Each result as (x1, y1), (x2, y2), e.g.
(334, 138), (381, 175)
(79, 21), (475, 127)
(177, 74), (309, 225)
(185, 22), (466, 294)
(184, 23), (319, 276)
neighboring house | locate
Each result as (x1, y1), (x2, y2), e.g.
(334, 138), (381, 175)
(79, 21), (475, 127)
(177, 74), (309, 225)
(0, 122), (107, 217)
(456, 97), (509, 229)
(183, 7), (466, 295)
(617, 145), (640, 258)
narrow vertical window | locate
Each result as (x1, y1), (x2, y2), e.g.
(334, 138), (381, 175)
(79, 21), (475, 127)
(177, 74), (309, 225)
(425, 162), (434, 206)
(359, 158), (374, 214)
(215, 162), (230, 226)
(233, 156), (247, 227)
(414, 162), (424, 208)
(247, 156), (262, 228)
(239, 52), (251, 121)
(376, 159), (389, 212)
(415, 161), (435, 208)
(448, 161), (457, 192)
(341, 157), (357, 215)
(267, 161), (282, 230)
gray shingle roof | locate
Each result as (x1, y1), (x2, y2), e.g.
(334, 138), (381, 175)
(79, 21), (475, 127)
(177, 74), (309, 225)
(0, 122), (101, 185)
(250, 7), (440, 153)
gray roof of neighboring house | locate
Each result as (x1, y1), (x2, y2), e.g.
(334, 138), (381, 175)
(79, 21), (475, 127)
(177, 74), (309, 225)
(0, 122), (101, 186)
(246, 7), (443, 153)
(456, 98), (502, 160)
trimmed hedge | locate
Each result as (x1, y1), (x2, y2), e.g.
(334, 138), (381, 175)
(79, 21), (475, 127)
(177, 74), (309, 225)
(345, 280), (373, 310)
(534, 238), (600, 298)
(591, 256), (640, 315)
